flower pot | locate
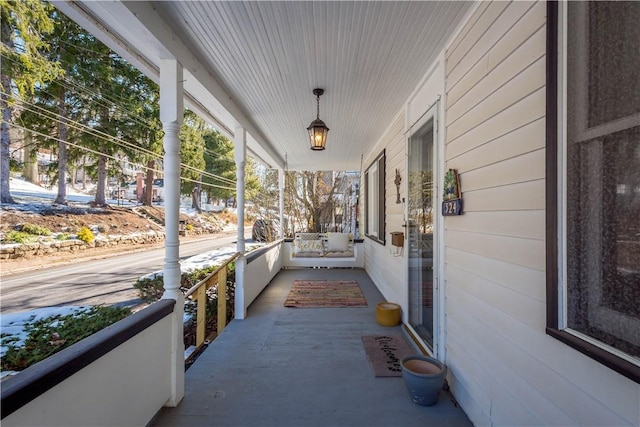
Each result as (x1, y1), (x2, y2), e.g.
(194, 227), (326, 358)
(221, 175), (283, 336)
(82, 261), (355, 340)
(400, 355), (445, 406)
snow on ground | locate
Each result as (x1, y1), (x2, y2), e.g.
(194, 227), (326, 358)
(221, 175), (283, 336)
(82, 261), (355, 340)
(7, 176), (233, 217)
(0, 306), (90, 358)
(0, 241), (261, 369)
(7, 176), (135, 207)
(1, 177), (259, 369)
(0, 242), (263, 372)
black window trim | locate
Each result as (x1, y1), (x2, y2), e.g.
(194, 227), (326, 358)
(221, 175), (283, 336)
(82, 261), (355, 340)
(545, 0), (639, 384)
(364, 149), (386, 245)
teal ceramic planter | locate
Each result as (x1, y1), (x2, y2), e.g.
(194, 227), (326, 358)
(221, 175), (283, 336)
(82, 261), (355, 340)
(400, 355), (445, 406)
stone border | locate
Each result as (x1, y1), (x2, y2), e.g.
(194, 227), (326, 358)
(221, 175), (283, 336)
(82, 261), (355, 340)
(0, 231), (165, 260)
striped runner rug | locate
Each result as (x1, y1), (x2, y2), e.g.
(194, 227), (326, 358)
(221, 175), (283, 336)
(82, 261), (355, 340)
(284, 280), (367, 308)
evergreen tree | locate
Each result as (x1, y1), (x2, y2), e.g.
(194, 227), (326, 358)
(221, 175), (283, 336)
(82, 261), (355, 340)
(179, 110), (206, 209)
(202, 129), (236, 204)
(0, 0), (62, 203)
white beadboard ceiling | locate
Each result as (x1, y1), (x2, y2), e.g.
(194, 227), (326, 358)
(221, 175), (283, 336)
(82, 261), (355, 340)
(54, 1), (471, 171)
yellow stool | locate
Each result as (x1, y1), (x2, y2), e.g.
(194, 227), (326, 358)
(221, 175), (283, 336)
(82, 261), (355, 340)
(376, 302), (401, 326)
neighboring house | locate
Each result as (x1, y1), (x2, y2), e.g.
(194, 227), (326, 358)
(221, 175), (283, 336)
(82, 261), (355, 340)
(3, 2), (637, 426)
(121, 175), (165, 202)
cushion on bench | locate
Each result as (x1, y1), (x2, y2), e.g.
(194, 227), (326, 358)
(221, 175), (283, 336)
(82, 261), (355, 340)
(292, 233), (324, 257)
(326, 232), (350, 252)
(292, 232), (354, 258)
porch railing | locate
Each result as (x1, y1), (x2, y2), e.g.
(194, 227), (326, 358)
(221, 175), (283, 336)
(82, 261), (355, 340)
(184, 252), (239, 358)
(1, 299), (176, 426)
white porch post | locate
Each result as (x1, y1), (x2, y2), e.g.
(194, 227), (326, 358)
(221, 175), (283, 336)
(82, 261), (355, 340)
(278, 168), (285, 239)
(234, 126), (247, 319)
(159, 58), (184, 407)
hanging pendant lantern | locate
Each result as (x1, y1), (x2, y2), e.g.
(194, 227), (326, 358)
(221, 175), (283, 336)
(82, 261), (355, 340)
(307, 88), (329, 151)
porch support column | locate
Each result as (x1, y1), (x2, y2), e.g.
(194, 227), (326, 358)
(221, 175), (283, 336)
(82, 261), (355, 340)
(159, 58), (184, 407)
(278, 168), (285, 239)
(234, 126), (247, 319)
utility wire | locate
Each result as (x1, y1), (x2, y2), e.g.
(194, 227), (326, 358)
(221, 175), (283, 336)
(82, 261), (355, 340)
(9, 123), (236, 191)
(13, 101), (235, 186)
(3, 53), (236, 184)
(6, 91), (236, 186)
(1, 52), (157, 131)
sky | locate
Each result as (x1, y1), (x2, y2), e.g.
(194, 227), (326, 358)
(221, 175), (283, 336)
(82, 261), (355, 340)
(0, 177), (261, 375)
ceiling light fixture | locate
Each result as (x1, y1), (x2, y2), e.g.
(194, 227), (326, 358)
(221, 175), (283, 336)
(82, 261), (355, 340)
(307, 88), (329, 151)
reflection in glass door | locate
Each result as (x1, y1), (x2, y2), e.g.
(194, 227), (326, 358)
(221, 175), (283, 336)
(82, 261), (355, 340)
(407, 117), (435, 350)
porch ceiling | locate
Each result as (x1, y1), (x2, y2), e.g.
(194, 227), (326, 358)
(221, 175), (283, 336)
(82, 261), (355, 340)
(53, 1), (471, 171)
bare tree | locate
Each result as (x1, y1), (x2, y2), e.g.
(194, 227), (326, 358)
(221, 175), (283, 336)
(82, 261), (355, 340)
(285, 171), (343, 233)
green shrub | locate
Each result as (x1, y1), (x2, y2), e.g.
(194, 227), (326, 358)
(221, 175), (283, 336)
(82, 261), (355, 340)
(134, 265), (228, 304)
(2, 230), (38, 244)
(134, 263), (237, 348)
(9, 158), (21, 172)
(1, 306), (131, 371)
(56, 233), (70, 240)
(20, 223), (52, 236)
(77, 226), (94, 243)
(133, 275), (166, 303)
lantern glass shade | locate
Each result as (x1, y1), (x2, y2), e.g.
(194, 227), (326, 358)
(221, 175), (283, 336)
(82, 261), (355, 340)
(307, 118), (329, 151)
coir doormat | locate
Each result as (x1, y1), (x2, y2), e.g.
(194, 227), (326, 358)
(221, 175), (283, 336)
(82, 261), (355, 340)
(361, 335), (415, 377)
(284, 280), (367, 308)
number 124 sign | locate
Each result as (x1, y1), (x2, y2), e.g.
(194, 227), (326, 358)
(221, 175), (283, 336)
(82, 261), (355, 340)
(442, 169), (463, 216)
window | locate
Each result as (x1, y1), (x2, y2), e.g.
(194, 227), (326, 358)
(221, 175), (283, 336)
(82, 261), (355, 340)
(365, 150), (385, 244)
(546, 2), (640, 383)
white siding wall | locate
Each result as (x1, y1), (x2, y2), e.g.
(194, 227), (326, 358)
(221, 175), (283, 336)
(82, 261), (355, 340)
(443, 1), (640, 426)
(363, 55), (447, 330)
(363, 113), (405, 307)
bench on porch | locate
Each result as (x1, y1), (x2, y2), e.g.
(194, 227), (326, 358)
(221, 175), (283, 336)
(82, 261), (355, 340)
(283, 232), (364, 268)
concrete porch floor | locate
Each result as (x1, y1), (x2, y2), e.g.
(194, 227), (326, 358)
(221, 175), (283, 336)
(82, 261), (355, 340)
(152, 268), (472, 427)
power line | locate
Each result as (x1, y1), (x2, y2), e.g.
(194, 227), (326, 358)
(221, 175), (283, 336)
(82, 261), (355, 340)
(3, 51), (238, 186)
(1, 52), (158, 131)
(2, 55), (237, 185)
(9, 123), (237, 191)
(13, 101), (235, 186)
(6, 91), (237, 186)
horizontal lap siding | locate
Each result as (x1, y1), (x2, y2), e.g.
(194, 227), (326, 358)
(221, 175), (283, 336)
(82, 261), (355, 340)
(446, 87), (545, 161)
(385, 116), (405, 236)
(447, 284), (635, 426)
(363, 114), (405, 305)
(444, 0), (548, 424)
(447, 2), (544, 103)
(446, 247), (545, 301)
(443, 2), (639, 426)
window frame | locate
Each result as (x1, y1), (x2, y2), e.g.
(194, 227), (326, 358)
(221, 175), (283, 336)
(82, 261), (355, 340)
(545, 1), (640, 384)
(364, 149), (386, 245)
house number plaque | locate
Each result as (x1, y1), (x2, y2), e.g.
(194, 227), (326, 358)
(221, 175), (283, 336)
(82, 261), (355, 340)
(442, 169), (463, 216)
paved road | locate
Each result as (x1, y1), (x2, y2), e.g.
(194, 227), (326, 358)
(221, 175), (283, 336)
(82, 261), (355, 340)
(0, 232), (250, 314)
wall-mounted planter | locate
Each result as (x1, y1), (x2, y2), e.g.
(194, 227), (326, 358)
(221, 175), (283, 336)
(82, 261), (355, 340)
(400, 355), (445, 406)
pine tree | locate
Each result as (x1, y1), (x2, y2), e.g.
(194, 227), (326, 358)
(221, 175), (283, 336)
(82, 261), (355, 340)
(0, 0), (62, 203)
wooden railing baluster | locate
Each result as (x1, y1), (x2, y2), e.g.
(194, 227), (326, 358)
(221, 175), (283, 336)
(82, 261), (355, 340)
(196, 282), (207, 348)
(218, 267), (227, 334)
(184, 252), (240, 361)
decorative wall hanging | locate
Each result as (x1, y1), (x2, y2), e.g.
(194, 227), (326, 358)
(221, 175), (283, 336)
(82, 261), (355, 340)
(442, 168), (462, 215)
(394, 168), (402, 204)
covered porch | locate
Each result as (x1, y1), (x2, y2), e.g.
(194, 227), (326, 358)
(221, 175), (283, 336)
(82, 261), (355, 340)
(2, 2), (473, 425)
(7, 1), (634, 426)
(153, 267), (471, 427)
